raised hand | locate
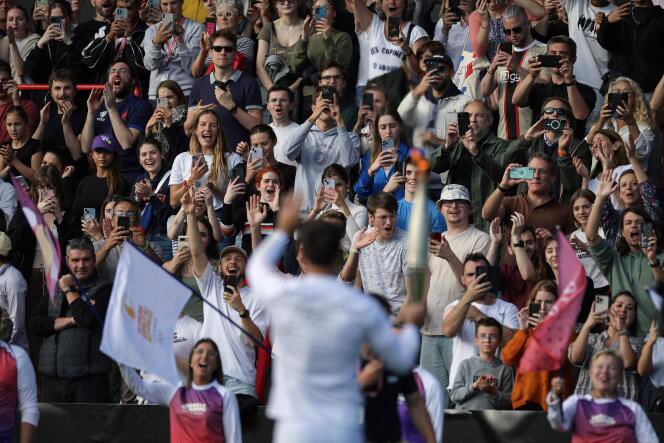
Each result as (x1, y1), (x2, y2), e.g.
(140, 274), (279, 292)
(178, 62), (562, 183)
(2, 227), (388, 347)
(352, 227), (380, 250)
(489, 217), (503, 244)
(246, 194), (268, 228)
(596, 169), (618, 199)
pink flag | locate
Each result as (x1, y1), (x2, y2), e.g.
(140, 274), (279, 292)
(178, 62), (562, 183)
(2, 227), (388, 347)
(518, 231), (586, 374)
(11, 176), (61, 304)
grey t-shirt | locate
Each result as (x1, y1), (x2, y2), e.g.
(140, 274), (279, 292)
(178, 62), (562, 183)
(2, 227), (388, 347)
(357, 227), (409, 318)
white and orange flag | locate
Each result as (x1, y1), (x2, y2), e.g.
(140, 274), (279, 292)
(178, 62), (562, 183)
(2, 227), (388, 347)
(519, 231), (586, 374)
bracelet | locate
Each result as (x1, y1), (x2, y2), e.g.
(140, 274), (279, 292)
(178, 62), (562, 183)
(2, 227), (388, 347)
(350, 248), (359, 256)
(497, 184), (510, 193)
(239, 309), (250, 318)
(565, 81), (576, 87)
(649, 259), (660, 268)
(619, 331), (629, 337)
(487, 69), (495, 75)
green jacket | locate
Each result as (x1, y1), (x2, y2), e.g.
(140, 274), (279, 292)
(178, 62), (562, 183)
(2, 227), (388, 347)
(431, 133), (511, 231)
(589, 238), (661, 337)
(503, 135), (591, 205)
(305, 29), (354, 72)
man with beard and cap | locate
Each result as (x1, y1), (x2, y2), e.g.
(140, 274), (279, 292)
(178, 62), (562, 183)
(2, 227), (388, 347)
(397, 43), (471, 148)
(80, 60), (153, 181)
(72, 0), (116, 83)
(432, 100), (511, 232)
(181, 187), (268, 401)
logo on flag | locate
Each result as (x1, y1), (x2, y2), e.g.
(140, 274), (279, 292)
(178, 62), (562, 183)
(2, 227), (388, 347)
(101, 243), (191, 385)
(518, 231), (587, 374)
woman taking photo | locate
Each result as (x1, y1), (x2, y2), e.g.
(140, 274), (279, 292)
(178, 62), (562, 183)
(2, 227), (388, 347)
(146, 80), (189, 169)
(547, 350), (657, 441)
(119, 338), (242, 443)
(24, 1), (80, 84)
(0, 106), (43, 181)
(569, 292), (642, 401)
(70, 134), (130, 226)
(502, 280), (573, 411)
(354, 111), (410, 201)
(169, 110), (243, 210)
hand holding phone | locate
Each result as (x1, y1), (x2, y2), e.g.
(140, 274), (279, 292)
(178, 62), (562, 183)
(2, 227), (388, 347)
(640, 222), (653, 249)
(594, 295), (609, 321)
(387, 17), (400, 39)
(457, 112), (470, 137)
(509, 167), (535, 180)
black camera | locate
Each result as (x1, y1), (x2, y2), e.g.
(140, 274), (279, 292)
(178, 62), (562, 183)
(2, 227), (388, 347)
(544, 119), (565, 132)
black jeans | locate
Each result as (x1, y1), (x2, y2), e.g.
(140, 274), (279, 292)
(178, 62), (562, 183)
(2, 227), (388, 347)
(40, 373), (111, 403)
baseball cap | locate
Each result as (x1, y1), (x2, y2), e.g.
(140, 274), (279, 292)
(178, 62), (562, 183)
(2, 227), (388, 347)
(436, 184), (472, 209)
(0, 232), (11, 256)
(432, 54), (454, 71)
(92, 134), (120, 153)
(220, 246), (248, 260)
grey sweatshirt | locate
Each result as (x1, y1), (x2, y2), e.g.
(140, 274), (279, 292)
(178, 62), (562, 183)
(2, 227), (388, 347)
(449, 355), (513, 410)
(282, 120), (360, 211)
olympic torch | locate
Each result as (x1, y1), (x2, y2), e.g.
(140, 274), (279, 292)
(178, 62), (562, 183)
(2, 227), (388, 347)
(405, 148), (430, 304)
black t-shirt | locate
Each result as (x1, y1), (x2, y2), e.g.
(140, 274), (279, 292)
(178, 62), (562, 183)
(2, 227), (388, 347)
(41, 102), (86, 166)
(72, 19), (108, 83)
(527, 80), (597, 138)
(363, 363), (418, 441)
(10, 139), (42, 178)
(70, 174), (131, 225)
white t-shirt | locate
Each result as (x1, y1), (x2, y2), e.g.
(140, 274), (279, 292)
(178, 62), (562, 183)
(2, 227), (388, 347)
(559, 0), (615, 89)
(444, 298), (519, 389)
(196, 263), (269, 385)
(423, 227), (490, 336)
(571, 228), (609, 289)
(270, 122), (300, 167)
(647, 337), (664, 387)
(357, 14), (428, 86)
(414, 366), (445, 443)
(169, 151), (244, 209)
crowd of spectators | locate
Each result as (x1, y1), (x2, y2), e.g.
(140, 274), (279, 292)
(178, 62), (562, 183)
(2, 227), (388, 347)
(1, 0), (664, 440)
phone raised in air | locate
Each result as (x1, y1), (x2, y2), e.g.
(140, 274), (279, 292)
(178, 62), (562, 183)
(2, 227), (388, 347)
(387, 17), (400, 39)
(594, 295), (609, 320)
(205, 17), (216, 36)
(509, 166), (535, 180)
(362, 92), (374, 111)
(457, 112), (470, 136)
(641, 222), (653, 249)
(537, 54), (562, 68)
(499, 42), (513, 55)
(475, 265), (502, 293)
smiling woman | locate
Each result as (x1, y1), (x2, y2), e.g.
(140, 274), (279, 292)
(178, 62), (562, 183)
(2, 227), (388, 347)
(119, 338), (242, 443)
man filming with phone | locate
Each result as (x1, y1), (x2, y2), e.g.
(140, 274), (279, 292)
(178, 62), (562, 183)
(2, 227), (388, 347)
(512, 36), (596, 138)
(442, 253), (518, 394)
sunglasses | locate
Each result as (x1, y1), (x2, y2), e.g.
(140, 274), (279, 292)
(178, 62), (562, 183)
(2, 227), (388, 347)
(503, 26), (522, 35)
(212, 45), (235, 53)
(543, 107), (569, 117)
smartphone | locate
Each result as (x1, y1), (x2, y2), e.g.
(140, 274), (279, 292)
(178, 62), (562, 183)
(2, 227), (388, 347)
(387, 17), (400, 39)
(362, 92), (374, 111)
(608, 92), (629, 111)
(39, 188), (55, 202)
(475, 265), (501, 292)
(149, 0), (161, 20)
(14, 176), (28, 190)
(205, 17), (216, 36)
(323, 177), (336, 189)
(537, 54), (562, 68)
(430, 232), (442, 242)
(509, 166), (535, 180)
(641, 222), (653, 249)
(320, 86), (335, 101)
(36, 0), (49, 7)
(194, 179), (205, 192)
(528, 303), (540, 317)
(594, 295), (609, 319)
(223, 274), (238, 291)
(249, 146), (263, 162)
(424, 58), (443, 73)
(544, 118), (565, 132)
(115, 7), (128, 20)
(191, 153), (204, 167)
(83, 207), (96, 221)
(117, 216), (131, 230)
(448, 0), (463, 17)
(457, 112), (470, 136)
(381, 138), (395, 151)
(177, 235), (189, 251)
(499, 42), (513, 55)
(314, 5), (327, 20)
(162, 12), (175, 32)
(50, 16), (62, 30)
(230, 167), (245, 183)
(156, 97), (169, 108)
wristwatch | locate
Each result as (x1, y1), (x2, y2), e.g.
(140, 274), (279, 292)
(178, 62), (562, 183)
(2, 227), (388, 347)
(649, 259), (660, 268)
(239, 309), (250, 318)
(513, 240), (525, 248)
(228, 104), (238, 114)
(63, 287), (78, 295)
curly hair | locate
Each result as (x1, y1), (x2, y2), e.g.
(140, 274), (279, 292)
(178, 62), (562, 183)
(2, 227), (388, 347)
(608, 76), (654, 127)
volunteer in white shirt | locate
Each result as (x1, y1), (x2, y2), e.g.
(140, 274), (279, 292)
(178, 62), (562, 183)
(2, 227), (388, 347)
(246, 195), (424, 443)
(182, 188), (268, 398)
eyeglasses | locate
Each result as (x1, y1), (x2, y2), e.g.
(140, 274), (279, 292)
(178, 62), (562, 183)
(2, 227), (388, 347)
(503, 26), (522, 35)
(478, 333), (500, 341)
(442, 200), (468, 207)
(532, 168), (551, 177)
(212, 45), (235, 53)
(320, 74), (344, 81)
(277, 0), (296, 4)
(543, 107), (569, 117)
(216, 11), (236, 18)
(109, 68), (130, 75)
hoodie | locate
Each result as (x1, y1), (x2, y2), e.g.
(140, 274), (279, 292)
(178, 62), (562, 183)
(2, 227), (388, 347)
(449, 355), (513, 410)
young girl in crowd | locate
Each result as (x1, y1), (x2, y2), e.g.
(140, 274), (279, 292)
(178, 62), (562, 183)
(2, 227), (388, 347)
(0, 106), (42, 181)
(145, 80), (189, 169)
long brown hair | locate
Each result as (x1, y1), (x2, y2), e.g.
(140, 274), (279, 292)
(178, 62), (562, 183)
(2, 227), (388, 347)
(88, 150), (122, 200)
(526, 280), (558, 307)
(30, 165), (65, 209)
(589, 129), (629, 179)
(369, 111), (405, 164)
(185, 338), (224, 388)
(189, 110), (230, 186)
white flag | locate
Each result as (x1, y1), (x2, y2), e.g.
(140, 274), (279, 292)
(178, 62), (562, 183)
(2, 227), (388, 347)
(101, 243), (191, 386)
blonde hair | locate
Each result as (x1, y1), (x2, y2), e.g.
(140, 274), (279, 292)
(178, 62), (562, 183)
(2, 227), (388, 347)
(189, 110), (230, 186)
(608, 77), (654, 127)
(590, 349), (624, 379)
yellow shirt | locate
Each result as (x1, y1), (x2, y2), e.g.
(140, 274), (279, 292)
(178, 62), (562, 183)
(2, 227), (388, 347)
(182, 0), (207, 22)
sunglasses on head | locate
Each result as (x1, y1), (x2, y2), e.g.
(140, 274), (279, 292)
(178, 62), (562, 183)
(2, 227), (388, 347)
(543, 107), (569, 117)
(503, 26), (522, 35)
(212, 45), (235, 53)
